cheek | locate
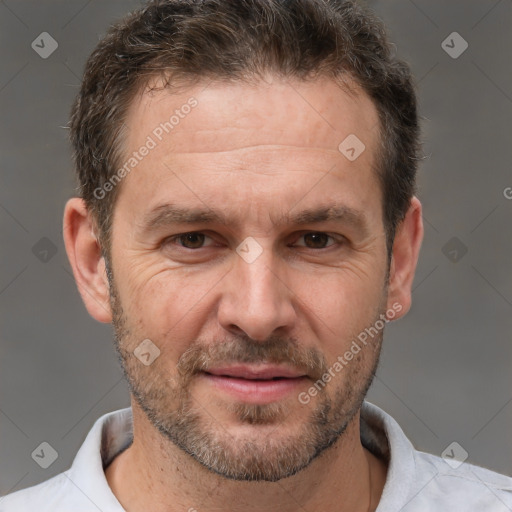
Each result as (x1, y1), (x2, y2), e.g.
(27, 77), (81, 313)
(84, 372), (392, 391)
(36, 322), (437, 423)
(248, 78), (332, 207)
(292, 267), (385, 328)
(118, 267), (220, 352)
(289, 271), (386, 370)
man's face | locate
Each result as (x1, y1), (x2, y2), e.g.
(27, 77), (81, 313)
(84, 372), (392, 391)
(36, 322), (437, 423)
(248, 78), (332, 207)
(107, 76), (390, 481)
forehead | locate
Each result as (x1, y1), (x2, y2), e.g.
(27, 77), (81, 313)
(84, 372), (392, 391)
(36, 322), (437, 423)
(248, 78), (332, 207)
(123, 75), (380, 159)
(116, 76), (382, 230)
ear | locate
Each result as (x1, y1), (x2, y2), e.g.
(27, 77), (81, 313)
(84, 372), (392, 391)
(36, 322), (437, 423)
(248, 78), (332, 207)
(386, 196), (424, 319)
(63, 198), (112, 323)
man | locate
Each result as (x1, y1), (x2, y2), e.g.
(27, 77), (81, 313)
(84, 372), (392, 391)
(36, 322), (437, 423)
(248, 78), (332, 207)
(2, 0), (511, 510)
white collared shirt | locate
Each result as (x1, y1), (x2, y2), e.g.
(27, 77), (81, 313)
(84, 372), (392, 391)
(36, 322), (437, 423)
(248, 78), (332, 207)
(1, 401), (511, 511)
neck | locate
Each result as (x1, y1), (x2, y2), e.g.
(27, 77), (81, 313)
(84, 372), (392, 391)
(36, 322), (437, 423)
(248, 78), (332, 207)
(105, 401), (387, 512)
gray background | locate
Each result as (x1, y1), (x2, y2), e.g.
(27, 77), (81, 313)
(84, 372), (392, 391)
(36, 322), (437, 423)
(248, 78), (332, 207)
(1, 0), (511, 497)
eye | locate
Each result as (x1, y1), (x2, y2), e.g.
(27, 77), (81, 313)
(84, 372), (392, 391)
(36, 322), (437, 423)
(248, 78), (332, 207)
(167, 232), (215, 249)
(293, 232), (338, 249)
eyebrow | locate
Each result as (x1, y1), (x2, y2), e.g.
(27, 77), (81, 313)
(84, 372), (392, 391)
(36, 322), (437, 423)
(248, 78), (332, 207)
(139, 203), (370, 236)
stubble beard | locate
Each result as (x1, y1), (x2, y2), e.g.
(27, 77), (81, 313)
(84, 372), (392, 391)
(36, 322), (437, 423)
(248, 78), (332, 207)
(107, 268), (384, 482)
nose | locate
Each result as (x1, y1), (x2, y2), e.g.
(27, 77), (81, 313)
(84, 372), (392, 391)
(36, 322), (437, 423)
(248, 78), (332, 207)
(217, 247), (297, 341)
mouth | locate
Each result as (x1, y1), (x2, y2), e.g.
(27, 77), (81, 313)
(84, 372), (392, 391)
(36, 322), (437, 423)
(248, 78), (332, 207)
(200, 364), (308, 404)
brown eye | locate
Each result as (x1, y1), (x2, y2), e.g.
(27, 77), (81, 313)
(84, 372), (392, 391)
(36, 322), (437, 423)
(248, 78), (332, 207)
(178, 233), (207, 249)
(302, 232), (332, 249)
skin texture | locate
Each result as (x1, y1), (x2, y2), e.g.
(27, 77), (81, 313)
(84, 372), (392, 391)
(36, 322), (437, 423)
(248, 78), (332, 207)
(64, 76), (423, 512)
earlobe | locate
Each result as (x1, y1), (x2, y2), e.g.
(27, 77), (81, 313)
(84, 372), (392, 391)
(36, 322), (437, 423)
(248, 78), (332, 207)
(63, 198), (113, 323)
(386, 196), (424, 320)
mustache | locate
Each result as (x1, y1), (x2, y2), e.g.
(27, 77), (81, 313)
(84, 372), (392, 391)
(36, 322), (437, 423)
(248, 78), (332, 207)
(176, 334), (328, 382)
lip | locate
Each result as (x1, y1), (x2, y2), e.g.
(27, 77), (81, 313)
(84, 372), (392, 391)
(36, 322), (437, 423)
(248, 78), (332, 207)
(204, 364), (306, 380)
(200, 364), (308, 404)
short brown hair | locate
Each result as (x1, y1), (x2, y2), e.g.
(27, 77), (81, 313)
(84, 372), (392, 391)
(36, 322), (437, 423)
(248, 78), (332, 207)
(69, 0), (421, 259)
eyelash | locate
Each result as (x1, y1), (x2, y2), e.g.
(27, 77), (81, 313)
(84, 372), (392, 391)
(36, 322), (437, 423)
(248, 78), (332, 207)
(164, 231), (344, 250)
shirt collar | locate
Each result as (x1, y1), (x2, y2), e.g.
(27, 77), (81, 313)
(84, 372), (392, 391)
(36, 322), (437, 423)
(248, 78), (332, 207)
(67, 401), (416, 511)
